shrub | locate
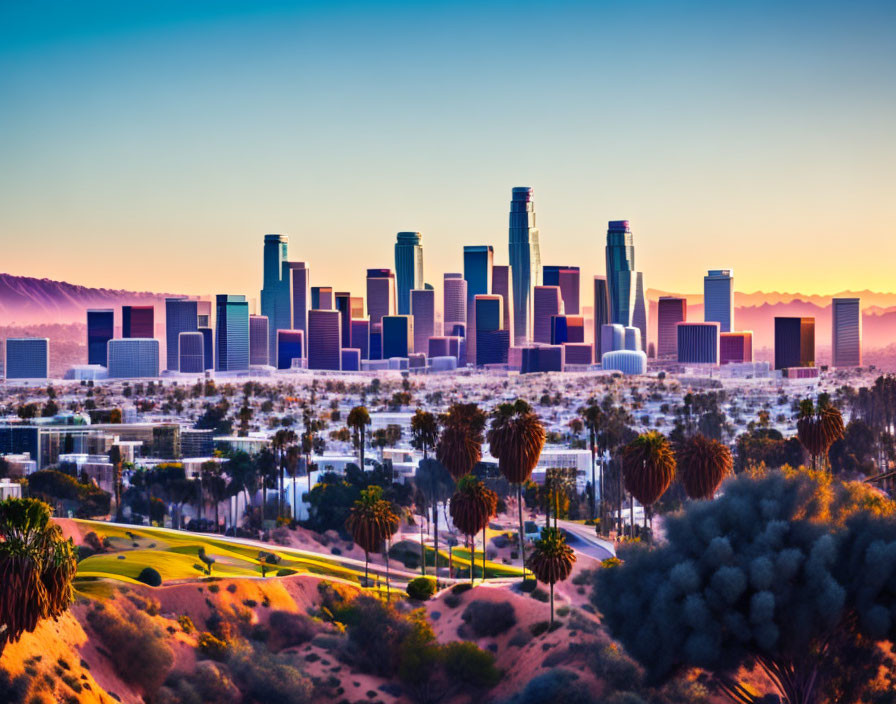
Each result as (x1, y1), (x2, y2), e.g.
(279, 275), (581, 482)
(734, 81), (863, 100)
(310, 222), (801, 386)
(588, 644), (642, 692)
(519, 579), (537, 593)
(443, 594), (461, 609)
(137, 567), (162, 587)
(530, 620), (550, 637)
(267, 611), (318, 651)
(508, 629), (532, 647)
(442, 641), (501, 688)
(228, 650), (314, 704)
(461, 600), (516, 637)
(178, 615), (195, 633)
(509, 669), (598, 704)
(197, 632), (231, 661)
(406, 577), (437, 601)
(530, 588), (549, 603)
(451, 583), (472, 595)
(84, 531), (109, 553)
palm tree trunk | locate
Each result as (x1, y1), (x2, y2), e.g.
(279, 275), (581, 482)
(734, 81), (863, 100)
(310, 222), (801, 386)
(590, 433), (597, 522)
(364, 550), (369, 587)
(215, 498), (220, 534)
(432, 492), (439, 587)
(420, 513), (426, 577)
(550, 582), (554, 627)
(279, 456), (285, 518)
(469, 534), (474, 584)
(385, 541), (391, 601)
(293, 473), (298, 522)
(482, 524), (487, 580)
(617, 467), (623, 537)
(517, 483), (527, 581)
(630, 494), (635, 539)
(599, 444), (605, 537)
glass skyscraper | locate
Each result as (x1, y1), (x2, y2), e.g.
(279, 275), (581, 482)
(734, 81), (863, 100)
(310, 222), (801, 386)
(87, 309), (114, 366)
(605, 220), (637, 326)
(122, 305), (154, 338)
(831, 298), (862, 367)
(509, 187), (541, 345)
(288, 262), (309, 334)
(366, 269), (396, 326)
(215, 295), (250, 372)
(774, 317), (815, 370)
(107, 339), (159, 378)
(491, 265), (513, 336)
(532, 286), (562, 344)
(443, 273), (467, 336)
(260, 234), (291, 361)
(677, 322), (720, 365)
(165, 298), (198, 371)
(382, 315), (413, 359)
(5, 338), (49, 379)
(657, 297), (687, 358)
(277, 330), (304, 370)
(632, 272), (648, 352)
(249, 314), (270, 366)
(394, 232), (423, 315)
(335, 292), (352, 349)
(308, 310), (342, 370)
(410, 288), (435, 357)
(593, 276), (610, 360)
(178, 332), (205, 374)
(704, 269), (734, 333)
(463, 246), (493, 364)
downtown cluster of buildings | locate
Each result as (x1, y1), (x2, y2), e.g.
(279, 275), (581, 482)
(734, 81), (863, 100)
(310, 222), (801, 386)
(2, 187), (864, 381)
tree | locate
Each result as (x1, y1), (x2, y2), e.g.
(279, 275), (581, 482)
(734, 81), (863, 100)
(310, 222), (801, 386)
(345, 485), (399, 590)
(621, 431), (676, 537)
(449, 475), (498, 583)
(593, 467), (896, 704)
(0, 498), (78, 656)
(272, 429), (297, 518)
(411, 409), (440, 574)
(201, 460), (227, 532)
(347, 406), (371, 470)
(437, 403), (487, 481)
(286, 444), (301, 520)
(487, 400), (545, 580)
(675, 433), (733, 500)
(108, 445), (123, 519)
(796, 398), (846, 470)
(578, 400), (605, 527)
(527, 526), (576, 626)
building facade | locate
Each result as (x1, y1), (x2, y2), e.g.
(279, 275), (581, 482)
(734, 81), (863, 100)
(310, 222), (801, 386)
(704, 269), (734, 333)
(532, 286), (562, 344)
(491, 264), (513, 335)
(87, 309), (114, 367)
(676, 322), (721, 365)
(382, 315), (413, 359)
(657, 297), (687, 358)
(308, 310), (342, 370)
(122, 305), (154, 338)
(249, 315), (270, 366)
(366, 269), (396, 326)
(443, 273), (467, 336)
(178, 332), (205, 374)
(260, 234), (292, 361)
(774, 317), (815, 370)
(410, 288), (435, 357)
(5, 338), (49, 379)
(215, 295), (250, 372)
(593, 276), (610, 360)
(277, 329), (304, 370)
(394, 232), (424, 315)
(720, 332), (753, 364)
(831, 297), (862, 367)
(165, 298), (198, 371)
(509, 187), (541, 345)
(107, 339), (160, 378)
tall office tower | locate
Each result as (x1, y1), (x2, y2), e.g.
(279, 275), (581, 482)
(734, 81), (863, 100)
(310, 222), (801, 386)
(411, 288), (435, 356)
(382, 315), (413, 359)
(122, 305), (154, 338)
(215, 295), (250, 372)
(551, 315), (585, 345)
(350, 319), (370, 359)
(196, 300), (212, 328)
(311, 287), (333, 310)
(532, 286), (562, 344)
(624, 326), (642, 352)
(832, 298), (862, 367)
(350, 297), (364, 319)
(491, 264), (513, 334)
(464, 246), (494, 363)
(165, 298), (198, 371)
(605, 220), (636, 325)
(474, 295), (509, 366)
(657, 297), (687, 358)
(277, 330), (304, 370)
(260, 234), (291, 361)
(676, 322), (720, 365)
(366, 269), (396, 326)
(308, 310), (342, 370)
(288, 262), (310, 334)
(774, 317), (815, 370)
(178, 332), (205, 374)
(5, 338), (49, 379)
(593, 276), (610, 360)
(394, 232), (424, 315)
(542, 265), (562, 286)
(86, 309), (114, 366)
(107, 338), (159, 378)
(508, 187), (541, 345)
(369, 326), (383, 361)
(632, 272), (648, 352)
(249, 315), (270, 366)
(334, 292), (352, 348)
(720, 332), (753, 364)
(704, 269), (734, 333)
(443, 273), (467, 335)
(198, 327), (214, 370)
(601, 324), (626, 355)
(557, 268), (581, 315)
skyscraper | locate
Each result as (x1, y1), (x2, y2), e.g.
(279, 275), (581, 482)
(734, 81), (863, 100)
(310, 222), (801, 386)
(532, 286), (562, 344)
(249, 315), (270, 366)
(198, 327), (214, 370)
(600, 324), (625, 355)
(289, 262), (310, 334)
(410, 288), (435, 356)
(122, 305), (154, 338)
(720, 332), (753, 364)
(277, 330), (304, 370)
(382, 315), (413, 359)
(557, 268), (580, 315)
(178, 332), (205, 374)
(550, 315), (585, 345)
(260, 234), (292, 361)
(107, 339), (159, 378)
(464, 246), (494, 364)
(5, 338), (48, 379)
(704, 269), (734, 333)
(215, 295), (250, 372)
(334, 292), (352, 348)
(311, 286), (333, 310)
(677, 322), (720, 365)
(443, 273), (467, 336)
(657, 297), (687, 358)
(308, 310), (342, 370)
(632, 272), (648, 352)
(394, 232), (424, 315)
(509, 187), (541, 345)
(774, 317), (815, 370)
(605, 220), (636, 326)
(474, 295), (509, 366)
(832, 298), (862, 367)
(86, 309), (114, 366)
(488, 264), (513, 336)
(350, 297), (364, 320)
(165, 298), (198, 371)
(624, 326), (642, 352)
(366, 269), (396, 326)
(350, 319), (370, 359)
(593, 276), (610, 360)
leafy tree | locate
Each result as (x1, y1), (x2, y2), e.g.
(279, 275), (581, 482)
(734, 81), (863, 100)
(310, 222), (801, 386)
(347, 406), (371, 469)
(796, 398), (845, 470)
(449, 475), (498, 583)
(675, 433), (732, 500)
(578, 400), (606, 527)
(346, 485), (400, 589)
(411, 409), (440, 573)
(622, 431), (676, 537)
(593, 467), (896, 704)
(527, 526), (575, 625)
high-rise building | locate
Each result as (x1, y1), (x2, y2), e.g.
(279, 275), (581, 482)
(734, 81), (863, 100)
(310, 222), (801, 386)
(720, 332), (753, 364)
(249, 315), (270, 366)
(491, 265), (513, 335)
(5, 338), (49, 379)
(474, 295), (509, 366)
(464, 246), (493, 364)
(289, 262), (310, 334)
(394, 232), (424, 315)
(308, 310), (342, 370)
(601, 324), (625, 355)
(550, 315), (585, 345)
(657, 297), (687, 358)
(632, 272), (648, 352)
(215, 295), (250, 372)
(334, 292), (352, 348)
(165, 298), (198, 371)
(198, 327), (214, 370)
(341, 349), (362, 371)
(260, 234), (292, 361)
(350, 297), (364, 320)
(178, 332), (205, 374)
(197, 300), (212, 329)
(704, 269), (734, 333)
(311, 286), (333, 310)
(508, 187), (541, 345)
(606, 220), (636, 326)
(677, 322), (720, 365)
(624, 326), (642, 352)
(382, 315), (413, 359)
(411, 288), (435, 356)
(366, 269), (396, 326)
(774, 317), (815, 370)
(369, 326), (382, 361)
(351, 319), (370, 360)
(593, 276), (610, 360)
(832, 298), (862, 367)
(532, 286), (562, 344)
(443, 273), (467, 336)
(122, 305), (154, 339)
(544, 266), (580, 315)
(277, 330), (304, 370)
(87, 309), (114, 366)
(107, 338), (159, 378)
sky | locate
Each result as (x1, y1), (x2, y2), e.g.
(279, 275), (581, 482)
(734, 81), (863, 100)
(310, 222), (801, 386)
(1, 0), (895, 302)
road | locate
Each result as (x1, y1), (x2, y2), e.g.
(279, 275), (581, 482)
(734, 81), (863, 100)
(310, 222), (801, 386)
(556, 519), (616, 561)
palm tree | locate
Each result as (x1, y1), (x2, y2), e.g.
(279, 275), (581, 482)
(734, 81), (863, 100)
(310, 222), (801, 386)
(578, 400), (605, 529)
(286, 444), (301, 521)
(0, 498), (78, 656)
(437, 403), (487, 481)
(345, 485), (399, 591)
(622, 431), (676, 539)
(797, 398), (846, 470)
(675, 433), (733, 500)
(272, 429), (297, 518)
(410, 409), (439, 573)
(527, 526), (576, 626)
(449, 475), (498, 584)
(487, 400), (545, 580)
(201, 460), (227, 532)
(347, 406), (371, 470)
(108, 445), (123, 519)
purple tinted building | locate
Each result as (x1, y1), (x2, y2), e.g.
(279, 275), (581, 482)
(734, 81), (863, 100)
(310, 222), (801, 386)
(657, 297), (687, 359)
(308, 310), (341, 370)
(122, 305), (154, 339)
(366, 269), (396, 326)
(720, 332), (753, 364)
(277, 330), (304, 369)
(533, 286), (562, 344)
(350, 319), (370, 359)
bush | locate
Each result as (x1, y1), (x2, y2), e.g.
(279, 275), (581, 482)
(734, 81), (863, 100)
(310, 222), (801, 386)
(389, 540), (421, 569)
(442, 641), (501, 688)
(137, 567), (162, 587)
(406, 576), (437, 601)
(267, 611), (318, 651)
(530, 588), (549, 602)
(461, 600), (516, 637)
(198, 632), (231, 661)
(228, 650), (314, 704)
(588, 644), (642, 692)
(519, 578), (537, 593)
(509, 669), (598, 704)
(530, 621), (550, 637)
(451, 583), (472, 595)
(178, 615), (195, 633)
